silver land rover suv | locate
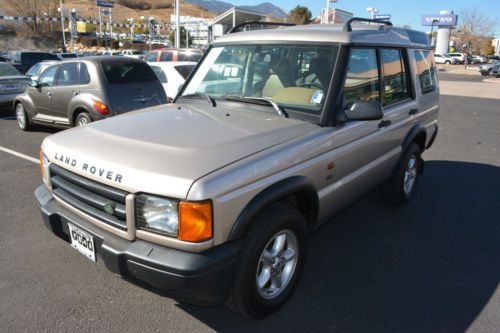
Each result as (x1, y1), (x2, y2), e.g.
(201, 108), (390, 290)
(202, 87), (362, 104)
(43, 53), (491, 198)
(35, 19), (439, 318)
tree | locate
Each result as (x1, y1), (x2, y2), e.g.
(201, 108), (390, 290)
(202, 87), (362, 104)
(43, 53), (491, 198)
(287, 5), (312, 25)
(457, 6), (495, 55)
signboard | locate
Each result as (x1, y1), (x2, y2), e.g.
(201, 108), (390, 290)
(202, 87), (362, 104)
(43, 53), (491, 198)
(421, 14), (458, 26)
(96, 0), (114, 8)
(373, 14), (391, 21)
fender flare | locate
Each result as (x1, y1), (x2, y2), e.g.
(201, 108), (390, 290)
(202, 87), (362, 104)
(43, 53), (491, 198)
(227, 176), (319, 241)
(402, 123), (427, 152)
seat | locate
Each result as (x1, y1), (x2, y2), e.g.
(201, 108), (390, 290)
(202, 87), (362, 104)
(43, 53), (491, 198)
(296, 57), (330, 88)
(261, 59), (292, 98)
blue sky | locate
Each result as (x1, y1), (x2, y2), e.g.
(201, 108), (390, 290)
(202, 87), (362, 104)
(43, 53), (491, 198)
(231, 0), (500, 36)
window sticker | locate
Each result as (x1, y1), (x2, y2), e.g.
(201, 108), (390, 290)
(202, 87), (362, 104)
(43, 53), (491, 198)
(310, 90), (324, 104)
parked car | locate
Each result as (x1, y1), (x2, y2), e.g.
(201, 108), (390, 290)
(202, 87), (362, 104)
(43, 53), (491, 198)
(148, 61), (196, 101)
(471, 55), (488, 63)
(446, 52), (465, 64)
(120, 50), (144, 59)
(6, 51), (60, 74)
(14, 57), (167, 130)
(144, 48), (203, 62)
(55, 53), (79, 60)
(434, 53), (456, 64)
(479, 61), (500, 76)
(487, 55), (500, 61)
(0, 63), (30, 107)
(25, 60), (60, 81)
(35, 19), (439, 318)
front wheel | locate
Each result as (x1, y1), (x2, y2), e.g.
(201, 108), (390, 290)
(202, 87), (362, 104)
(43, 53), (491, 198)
(380, 143), (422, 205)
(226, 203), (308, 318)
(15, 102), (33, 131)
(445, 60), (451, 65)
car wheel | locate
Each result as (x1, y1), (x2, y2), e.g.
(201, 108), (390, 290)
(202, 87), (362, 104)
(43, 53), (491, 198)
(226, 203), (308, 318)
(15, 102), (33, 131)
(75, 112), (92, 127)
(487, 68), (492, 76)
(380, 143), (422, 205)
(445, 60), (451, 65)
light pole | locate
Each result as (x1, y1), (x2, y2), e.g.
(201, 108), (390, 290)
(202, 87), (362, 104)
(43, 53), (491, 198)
(175, 0), (180, 48)
(430, 18), (439, 47)
(59, 0), (66, 52)
(366, 7), (379, 20)
(128, 18), (135, 41)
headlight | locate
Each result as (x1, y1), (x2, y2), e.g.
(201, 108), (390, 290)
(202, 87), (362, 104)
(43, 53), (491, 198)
(136, 195), (179, 237)
(39, 150), (50, 186)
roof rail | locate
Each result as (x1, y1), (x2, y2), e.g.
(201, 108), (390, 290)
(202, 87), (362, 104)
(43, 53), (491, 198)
(343, 17), (393, 32)
(227, 21), (295, 34)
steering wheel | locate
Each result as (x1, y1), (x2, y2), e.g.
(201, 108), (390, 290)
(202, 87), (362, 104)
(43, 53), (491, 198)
(298, 82), (324, 90)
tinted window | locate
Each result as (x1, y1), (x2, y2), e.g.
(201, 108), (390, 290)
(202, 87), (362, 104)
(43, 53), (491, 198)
(56, 62), (79, 86)
(160, 52), (173, 61)
(381, 49), (410, 106)
(144, 52), (158, 62)
(61, 54), (77, 58)
(178, 51), (202, 62)
(0, 63), (21, 76)
(174, 65), (195, 79)
(101, 60), (157, 84)
(151, 66), (168, 83)
(415, 50), (438, 94)
(21, 52), (59, 65)
(79, 63), (91, 84)
(38, 65), (59, 86)
(344, 48), (380, 107)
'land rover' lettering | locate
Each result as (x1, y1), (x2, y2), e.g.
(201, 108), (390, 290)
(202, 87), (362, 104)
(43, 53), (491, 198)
(53, 152), (123, 183)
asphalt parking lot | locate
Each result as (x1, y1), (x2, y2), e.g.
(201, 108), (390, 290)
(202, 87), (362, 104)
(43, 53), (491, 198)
(0, 72), (499, 332)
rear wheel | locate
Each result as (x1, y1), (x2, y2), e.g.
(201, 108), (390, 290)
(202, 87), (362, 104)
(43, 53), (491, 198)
(75, 112), (92, 127)
(380, 143), (422, 205)
(445, 60), (451, 65)
(15, 102), (33, 131)
(226, 203), (308, 318)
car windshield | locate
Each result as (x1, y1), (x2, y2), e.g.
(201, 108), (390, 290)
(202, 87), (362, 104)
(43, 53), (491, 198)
(182, 44), (339, 117)
(0, 63), (21, 76)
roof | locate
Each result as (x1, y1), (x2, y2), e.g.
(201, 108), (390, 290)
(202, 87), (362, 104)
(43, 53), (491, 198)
(214, 23), (430, 48)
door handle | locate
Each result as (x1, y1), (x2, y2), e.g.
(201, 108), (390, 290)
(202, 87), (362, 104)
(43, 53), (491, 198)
(47, 92), (52, 97)
(71, 91), (78, 96)
(409, 108), (419, 115)
(378, 120), (392, 128)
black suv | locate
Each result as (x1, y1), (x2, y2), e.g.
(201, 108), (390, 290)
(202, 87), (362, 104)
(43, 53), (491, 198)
(6, 51), (60, 74)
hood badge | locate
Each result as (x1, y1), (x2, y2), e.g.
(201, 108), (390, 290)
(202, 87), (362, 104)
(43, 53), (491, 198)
(104, 203), (115, 215)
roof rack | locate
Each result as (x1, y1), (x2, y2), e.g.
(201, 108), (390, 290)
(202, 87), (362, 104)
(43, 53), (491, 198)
(343, 17), (393, 32)
(227, 21), (295, 34)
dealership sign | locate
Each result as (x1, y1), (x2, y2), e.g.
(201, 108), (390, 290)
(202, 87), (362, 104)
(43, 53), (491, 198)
(421, 14), (458, 26)
(96, 0), (114, 7)
(373, 14), (391, 21)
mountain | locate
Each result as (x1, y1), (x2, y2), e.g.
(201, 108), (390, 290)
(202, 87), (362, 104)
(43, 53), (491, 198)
(185, 0), (288, 18)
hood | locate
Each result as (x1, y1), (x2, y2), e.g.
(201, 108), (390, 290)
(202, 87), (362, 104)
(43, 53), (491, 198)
(42, 101), (318, 198)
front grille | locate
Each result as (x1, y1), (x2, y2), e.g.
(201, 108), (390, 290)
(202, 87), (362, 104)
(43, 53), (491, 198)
(49, 164), (128, 231)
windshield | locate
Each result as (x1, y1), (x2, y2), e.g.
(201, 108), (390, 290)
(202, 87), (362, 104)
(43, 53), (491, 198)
(182, 44), (339, 116)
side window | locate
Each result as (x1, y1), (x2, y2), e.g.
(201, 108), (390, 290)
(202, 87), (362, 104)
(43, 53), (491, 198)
(79, 63), (91, 84)
(381, 48), (410, 106)
(38, 65), (59, 87)
(414, 50), (438, 94)
(145, 52), (158, 62)
(160, 52), (173, 61)
(56, 63), (79, 86)
(151, 66), (168, 83)
(344, 48), (380, 108)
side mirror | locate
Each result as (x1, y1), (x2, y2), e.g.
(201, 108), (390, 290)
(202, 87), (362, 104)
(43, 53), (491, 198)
(344, 100), (384, 121)
(29, 80), (38, 87)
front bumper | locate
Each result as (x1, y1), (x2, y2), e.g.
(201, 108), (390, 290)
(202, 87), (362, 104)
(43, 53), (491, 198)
(35, 184), (240, 306)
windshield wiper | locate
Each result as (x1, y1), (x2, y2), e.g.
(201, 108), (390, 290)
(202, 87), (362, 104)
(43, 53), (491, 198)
(222, 95), (288, 118)
(179, 93), (216, 107)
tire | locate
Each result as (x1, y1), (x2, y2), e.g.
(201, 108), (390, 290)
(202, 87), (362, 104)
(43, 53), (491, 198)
(74, 112), (92, 127)
(15, 102), (33, 131)
(380, 143), (422, 205)
(487, 68), (492, 76)
(226, 203), (308, 318)
(445, 61), (451, 65)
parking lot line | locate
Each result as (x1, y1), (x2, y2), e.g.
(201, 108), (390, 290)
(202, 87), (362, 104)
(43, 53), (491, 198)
(0, 116), (16, 120)
(0, 145), (39, 164)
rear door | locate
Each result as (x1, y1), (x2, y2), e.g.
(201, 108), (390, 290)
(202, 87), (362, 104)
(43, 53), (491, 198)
(100, 59), (167, 113)
(50, 62), (80, 120)
(28, 64), (59, 116)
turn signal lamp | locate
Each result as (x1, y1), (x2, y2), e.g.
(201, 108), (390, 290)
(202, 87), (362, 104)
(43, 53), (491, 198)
(178, 201), (213, 242)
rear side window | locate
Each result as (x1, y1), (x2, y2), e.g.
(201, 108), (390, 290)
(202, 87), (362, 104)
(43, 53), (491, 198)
(178, 51), (202, 62)
(79, 63), (91, 84)
(101, 60), (157, 84)
(0, 63), (21, 76)
(381, 49), (410, 106)
(344, 48), (380, 108)
(56, 63), (79, 86)
(174, 65), (195, 79)
(151, 66), (168, 83)
(144, 52), (158, 62)
(160, 52), (173, 61)
(414, 50), (438, 94)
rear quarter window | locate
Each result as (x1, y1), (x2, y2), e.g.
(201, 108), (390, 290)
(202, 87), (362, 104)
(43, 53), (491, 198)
(174, 65), (195, 79)
(414, 50), (438, 94)
(101, 60), (158, 84)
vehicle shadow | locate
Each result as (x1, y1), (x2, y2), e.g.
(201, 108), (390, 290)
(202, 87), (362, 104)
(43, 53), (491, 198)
(176, 160), (500, 332)
(0, 106), (60, 134)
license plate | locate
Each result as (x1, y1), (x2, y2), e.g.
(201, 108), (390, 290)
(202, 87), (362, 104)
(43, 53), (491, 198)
(5, 83), (18, 90)
(68, 224), (96, 262)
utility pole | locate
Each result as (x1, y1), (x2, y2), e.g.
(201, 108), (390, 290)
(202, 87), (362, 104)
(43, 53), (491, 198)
(59, 0), (66, 52)
(98, 6), (102, 39)
(175, 0), (180, 48)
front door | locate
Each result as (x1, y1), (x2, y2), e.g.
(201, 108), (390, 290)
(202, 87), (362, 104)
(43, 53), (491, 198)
(50, 62), (80, 121)
(28, 64), (59, 116)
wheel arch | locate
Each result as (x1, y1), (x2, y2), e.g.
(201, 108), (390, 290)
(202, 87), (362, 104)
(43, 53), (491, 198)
(70, 106), (91, 126)
(227, 176), (319, 241)
(402, 124), (427, 153)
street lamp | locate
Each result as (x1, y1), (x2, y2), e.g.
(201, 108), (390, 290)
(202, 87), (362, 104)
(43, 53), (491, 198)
(58, 0), (66, 52)
(430, 18), (439, 47)
(366, 7), (379, 20)
(127, 18), (135, 41)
